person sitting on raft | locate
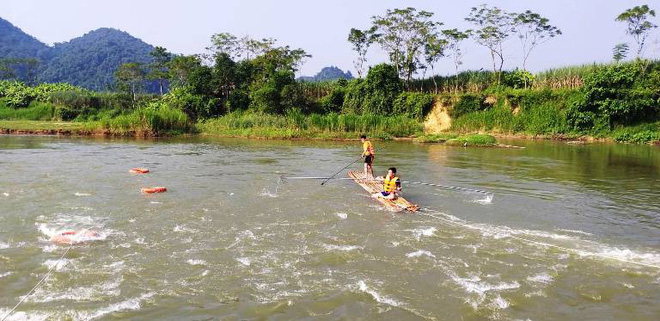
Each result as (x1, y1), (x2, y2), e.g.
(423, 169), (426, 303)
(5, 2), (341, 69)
(50, 229), (101, 245)
(372, 167), (401, 200)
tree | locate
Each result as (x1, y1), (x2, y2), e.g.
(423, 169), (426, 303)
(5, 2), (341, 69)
(465, 4), (516, 82)
(147, 46), (172, 95)
(422, 33), (448, 92)
(613, 43), (630, 63)
(616, 5), (657, 57)
(348, 27), (378, 78)
(441, 28), (471, 91)
(514, 10), (562, 70)
(371, 7), (441, 84)
(168, 55), (202, 88)
(115, 62), (145, 105)
(207, 32), (239, 60)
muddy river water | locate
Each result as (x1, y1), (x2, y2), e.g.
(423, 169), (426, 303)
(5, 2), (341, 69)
(1, 135), (659, 320)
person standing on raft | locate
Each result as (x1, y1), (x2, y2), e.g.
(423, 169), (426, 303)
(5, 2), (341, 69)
(360, 134), (375, 179)
(372, 167), (401, 200)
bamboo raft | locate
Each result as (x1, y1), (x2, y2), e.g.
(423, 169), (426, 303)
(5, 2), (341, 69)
(347, 170), (419, 212)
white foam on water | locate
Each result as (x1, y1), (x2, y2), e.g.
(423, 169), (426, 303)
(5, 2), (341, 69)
(187, 259), (206, 266)
(557, 228), (593, 236)
(42, 258), (76, 272)
(150, 201), (161, 204)
(357, 280), (402, 307)
(406, 250), (436, 258)
(236, 257), (251, 266)
(0, 242), (9, 249)
(28, 278), (122, 303)
(240, 230), (256, 239)
(473, 194), (493, 205)
(408, 227), (437, 241)
(581, 247), (660, 267)
(74, 192), (91, 197)
(173, 225), (198, 233)
(2, 192), (9, 197)
(449, 273), (520, 298)
(0, 271), (12, 278)
(0, 309), (49, 321)
(86, 292), (156, 319)
(526, 273), (554, 285)
(323, 244), (362, 252)
(260, 189), (278, 198)
(134, 238), (145, 245)
(336, 212), (348, 220)
(489, 294), (510, 309)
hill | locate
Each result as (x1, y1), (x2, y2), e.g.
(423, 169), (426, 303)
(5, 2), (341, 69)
(0, 17), (155, 91)
(298, 66), (353, 82)
(41, 28), (154, 90)
(0, 17), (51, 61)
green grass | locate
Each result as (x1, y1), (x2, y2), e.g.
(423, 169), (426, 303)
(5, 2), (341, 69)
(0, 101), (56, 120)
(198, 112), (423, 139)
(0, 120), (92, 131)
(446, 134), (497, 147)
(413, 133), (458, 143)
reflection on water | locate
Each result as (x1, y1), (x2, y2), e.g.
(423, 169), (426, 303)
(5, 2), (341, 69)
(0, 135), (659, 320)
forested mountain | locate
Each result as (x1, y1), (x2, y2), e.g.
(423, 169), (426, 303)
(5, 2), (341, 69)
(0, 17), (155, 91)
(298, 66), (353, 82)
(0, 17), (51, 61)
(41, 28), (154, 90)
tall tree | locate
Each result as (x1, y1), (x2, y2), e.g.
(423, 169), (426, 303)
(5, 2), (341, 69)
(148, 46), (172, 95)
(441, 28), (471, 78)
(514, 10), (562, 70)
(168, 55), (202, 88)
(371, 7), (441, 84)
(465, 4), (516, 82)
(616, 5), (657, 57)
(115, 62), (145, 105)
(347, 27), (378, 78)
(422, 33), (448, 93)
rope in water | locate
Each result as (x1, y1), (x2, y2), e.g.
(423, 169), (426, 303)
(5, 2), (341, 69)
(282, 176), (493, 196)
(1, 244), (74, 321)
(417, 209), (660, 270)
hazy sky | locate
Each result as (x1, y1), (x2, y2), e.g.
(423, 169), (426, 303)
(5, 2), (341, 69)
(3, 0), (660, 76)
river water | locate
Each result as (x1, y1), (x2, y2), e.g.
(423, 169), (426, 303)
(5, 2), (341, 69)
(0, 135), (658, 320)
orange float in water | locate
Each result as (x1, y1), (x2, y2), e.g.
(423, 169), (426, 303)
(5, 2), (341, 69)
(130, 168), (150, 174)
(141, 187), (167, 194)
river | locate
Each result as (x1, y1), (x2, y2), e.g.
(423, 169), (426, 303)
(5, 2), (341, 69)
(0, 135), (658, 320)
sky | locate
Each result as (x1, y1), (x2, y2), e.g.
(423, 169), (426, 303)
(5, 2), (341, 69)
(3, 0), (660, 77)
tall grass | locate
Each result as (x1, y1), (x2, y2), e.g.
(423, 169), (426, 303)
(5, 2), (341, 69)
(198, 111), (423, 139)
(100, 102), (192, 135)
(0, 101), (55, 120)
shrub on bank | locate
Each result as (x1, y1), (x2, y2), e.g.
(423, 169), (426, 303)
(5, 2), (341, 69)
(446, 134), (497, 146)
(101, 101), (192, 135)
(198, 111), (423, 138)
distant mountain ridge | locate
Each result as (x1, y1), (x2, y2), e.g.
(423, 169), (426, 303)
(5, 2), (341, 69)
(298, 66), (353, 83)
(0, 17), (155, 91)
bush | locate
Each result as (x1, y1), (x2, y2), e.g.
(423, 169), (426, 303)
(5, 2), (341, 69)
(446, 134), (497, 146)
(451, 93), (486, 118)
(501, 69), (534, 89)
(393, 92), (434, 120)
(342, 64), (403, 115)
(568, 60), (660, 131)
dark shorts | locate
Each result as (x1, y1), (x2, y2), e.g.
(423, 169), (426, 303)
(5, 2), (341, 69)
(381, 191), (391, 196)
(364, 155), (373, 164)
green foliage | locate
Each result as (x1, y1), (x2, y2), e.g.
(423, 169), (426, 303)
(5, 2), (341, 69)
(446, 134), (497, 146)
(413, 133), (458, 143)
(1, 81), (35, 108)
(392, 92), (434, 120)
(343, 64), (403, 114)
(616, 5), (657, 56)
(501, 69), (534, 88)
(198, 112), (423, 138)
(613, 43), (630, 62)
(101, 101), (191, 135)
(0, 101), (54, 120)
(451, 93), (487, 117)
(567, 60), (660, 131)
